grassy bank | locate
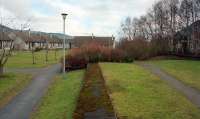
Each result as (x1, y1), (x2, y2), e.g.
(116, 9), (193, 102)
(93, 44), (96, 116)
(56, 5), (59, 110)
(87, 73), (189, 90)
(31, 70), (84, 119)
(0, 73), (32, 109)
(150, 60), (200, 91)
(6, 50), (62, 68)
(100, 63), (200, 119)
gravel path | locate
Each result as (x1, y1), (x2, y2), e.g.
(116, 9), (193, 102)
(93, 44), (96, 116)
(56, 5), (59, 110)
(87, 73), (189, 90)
(0, 64), (61, 119)
(137, 62), (200, 108)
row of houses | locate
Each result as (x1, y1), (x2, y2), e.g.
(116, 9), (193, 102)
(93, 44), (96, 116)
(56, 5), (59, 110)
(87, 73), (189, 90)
(0, 31), (65, 50)
(0, 30), (115, 50)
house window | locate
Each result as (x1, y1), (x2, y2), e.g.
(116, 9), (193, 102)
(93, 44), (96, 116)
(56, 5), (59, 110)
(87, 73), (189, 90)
(190, 44), (194, 50)
(196, 41), (200, 50)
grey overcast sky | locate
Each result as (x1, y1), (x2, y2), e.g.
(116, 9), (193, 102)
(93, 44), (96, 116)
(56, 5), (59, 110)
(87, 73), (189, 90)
(0, 0), (156, 36)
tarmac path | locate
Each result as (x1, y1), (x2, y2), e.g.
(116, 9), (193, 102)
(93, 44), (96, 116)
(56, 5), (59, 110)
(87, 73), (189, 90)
(137, 62), (200, 108)
(0, 64), (61, 119)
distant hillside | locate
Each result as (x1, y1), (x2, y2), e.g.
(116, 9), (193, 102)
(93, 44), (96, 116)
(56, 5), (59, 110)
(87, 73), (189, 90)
(49, 33), (73, 40)
(0, 24), (12, 32)
(0, 24), (72, 40)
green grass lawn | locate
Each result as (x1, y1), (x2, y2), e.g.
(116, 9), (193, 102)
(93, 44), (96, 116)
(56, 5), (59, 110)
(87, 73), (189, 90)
(100, 63), (200, 119)
(150, 60), (200, 91)
(31, 70), (84, 119)
(6, 50), (63, 68)
(0, 73), (32, 109)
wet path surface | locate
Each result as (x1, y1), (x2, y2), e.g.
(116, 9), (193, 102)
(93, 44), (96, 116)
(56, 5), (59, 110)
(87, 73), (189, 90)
(0, 64), (61, 119)
(73, 64), (116, 119)
(138, 62), (200, 108)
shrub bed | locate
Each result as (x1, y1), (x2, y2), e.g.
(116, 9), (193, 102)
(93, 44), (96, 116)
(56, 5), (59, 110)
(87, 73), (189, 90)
(117, 37), (170, 60)
(64, 42), (133, 70)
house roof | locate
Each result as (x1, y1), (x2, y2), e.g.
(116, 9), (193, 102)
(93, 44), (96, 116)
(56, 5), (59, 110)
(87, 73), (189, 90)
(72, 36), (115, 47)
(0, 32), (16, 41)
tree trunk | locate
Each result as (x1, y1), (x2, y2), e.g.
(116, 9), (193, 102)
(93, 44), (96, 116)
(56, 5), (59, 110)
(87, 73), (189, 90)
(32, 51), (35, 64)
(46, 50), (48, 62)
(0, 65), (4, 75)
(55, 50), (57, 60)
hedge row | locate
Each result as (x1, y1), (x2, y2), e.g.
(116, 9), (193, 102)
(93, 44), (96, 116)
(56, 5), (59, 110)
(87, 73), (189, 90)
(64, 42), (133, 70)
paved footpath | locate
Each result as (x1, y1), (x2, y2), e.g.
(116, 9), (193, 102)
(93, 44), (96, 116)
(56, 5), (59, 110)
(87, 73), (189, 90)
(0, 64), (61, 119)
(5, 67), (43, 75)
(137, 62), (200, 108)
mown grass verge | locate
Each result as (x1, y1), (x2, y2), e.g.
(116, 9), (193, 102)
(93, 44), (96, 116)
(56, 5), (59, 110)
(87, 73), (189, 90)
(100, 63), (200, 119)
(6, 50), (62, 68)
(149, 60), (200, 91)
(31, 70), (84, 119)
(0, 73), (32, 109)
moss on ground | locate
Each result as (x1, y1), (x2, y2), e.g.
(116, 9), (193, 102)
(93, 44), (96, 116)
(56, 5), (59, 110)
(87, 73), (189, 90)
(73, 64), (115, 119)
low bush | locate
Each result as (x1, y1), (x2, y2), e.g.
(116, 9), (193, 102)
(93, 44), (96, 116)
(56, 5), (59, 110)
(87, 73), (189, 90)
(64, 42), (133, 70)
(64, 48), (88, 71)
(117, 36), (170, 60)
(82, 42), (102, 63)
(117, 38), (150, 60)
(34, 47), (44, 52)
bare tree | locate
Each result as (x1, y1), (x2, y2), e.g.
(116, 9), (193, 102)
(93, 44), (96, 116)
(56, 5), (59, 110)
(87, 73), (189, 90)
(31, 42), (36, 65)
(45, 39), (49, 62)
(193, 0), (200, 21)
(137, 16), (150, 40)
(163, 0), (179, 51)
(55, 48), (58, 60)
(118, 0), (200, 57)
(0, 17), (30, 75)
(154, 1), (170, 35)
(145, 12), (154, 38)
(0, 17), (16, 75)
(0, 31), (15, 74)
(120, 17), (133, 40)
(179, 0), (193, 28)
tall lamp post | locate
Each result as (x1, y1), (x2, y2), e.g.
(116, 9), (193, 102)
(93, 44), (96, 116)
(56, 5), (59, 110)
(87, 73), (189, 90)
(61, 13), (68, 74)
